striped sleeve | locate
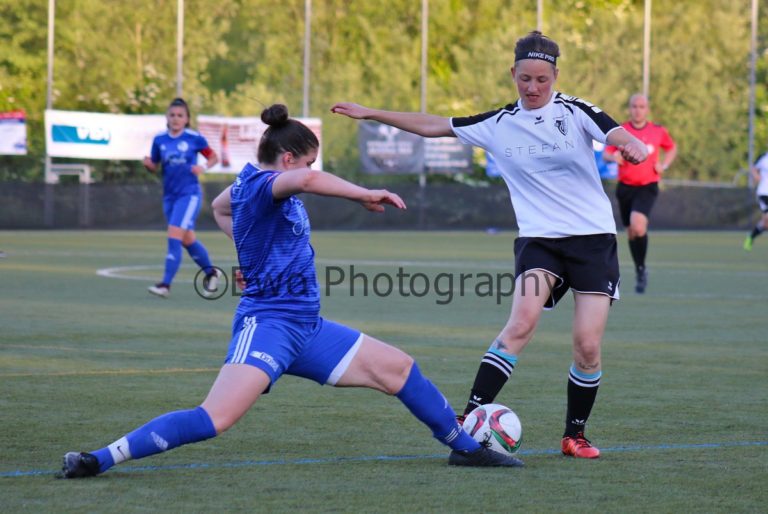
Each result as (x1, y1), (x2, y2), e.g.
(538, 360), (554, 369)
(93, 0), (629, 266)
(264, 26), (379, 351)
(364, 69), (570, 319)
(556, 94), (619, 143)
(451, 105), (511, 149)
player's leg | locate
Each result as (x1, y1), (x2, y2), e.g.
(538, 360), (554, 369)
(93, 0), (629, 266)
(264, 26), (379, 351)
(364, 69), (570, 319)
(60, 364), (269, 478)
(149, 197), (185, 297)
(182, 230), (212, 275)
(560, 292), (610, 459)
(333, 334), (522, 467)
(320, 329), (478, 452)
(617, 184), (646, 292)
(627, 184), (658, 293)
(288, 320), (520, 466)
(744, 199), (768, 250)
(147, 224), (185, 297)
(628, 210), (650, 292)
(182, 228), (221, 296)
(461, 269), (555, 417)
(177, 193), (219, 292)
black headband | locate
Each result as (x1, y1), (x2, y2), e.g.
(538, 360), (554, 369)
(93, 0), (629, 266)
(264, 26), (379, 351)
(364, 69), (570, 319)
(515, 50), (557, 65)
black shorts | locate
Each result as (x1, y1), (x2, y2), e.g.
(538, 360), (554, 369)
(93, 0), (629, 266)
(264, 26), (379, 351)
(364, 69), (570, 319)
(514, 234), (620, 309)
(758, 195), (768, 213)
(616, 182), (659, 227)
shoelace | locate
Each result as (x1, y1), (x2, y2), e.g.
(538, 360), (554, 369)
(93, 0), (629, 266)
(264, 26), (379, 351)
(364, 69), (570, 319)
(572, 433), (593, 449)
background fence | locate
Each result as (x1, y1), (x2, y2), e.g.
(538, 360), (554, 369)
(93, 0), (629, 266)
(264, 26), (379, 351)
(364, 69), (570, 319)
(0, 182), (755, 231)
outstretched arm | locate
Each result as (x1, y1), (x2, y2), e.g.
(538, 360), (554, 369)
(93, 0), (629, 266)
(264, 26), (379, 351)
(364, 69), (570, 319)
(331, 102), (454, 138)
(211, 186), (233, 239)
(272, 169), (406, 213)
(606, 128), (648, 165)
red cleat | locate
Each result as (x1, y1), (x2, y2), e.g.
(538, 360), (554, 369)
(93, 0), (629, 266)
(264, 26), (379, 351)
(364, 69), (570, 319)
(561, 432), (600, 459)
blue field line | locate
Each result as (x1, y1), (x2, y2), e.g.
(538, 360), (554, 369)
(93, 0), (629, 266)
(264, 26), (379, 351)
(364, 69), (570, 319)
(3, 440), (766, 478)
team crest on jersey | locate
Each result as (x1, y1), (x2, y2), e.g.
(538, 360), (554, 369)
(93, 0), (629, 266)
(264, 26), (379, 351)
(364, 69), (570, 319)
(554, 116), (568, 136)
(177, 141), (189, 152)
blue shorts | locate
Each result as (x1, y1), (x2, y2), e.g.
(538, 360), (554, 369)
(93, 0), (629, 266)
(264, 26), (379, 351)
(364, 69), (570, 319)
(163, 194), (201, 230)
(225, 313), (363, 389)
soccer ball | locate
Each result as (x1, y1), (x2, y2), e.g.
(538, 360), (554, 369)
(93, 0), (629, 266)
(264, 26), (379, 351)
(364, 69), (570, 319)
(461, 403), (522, 456)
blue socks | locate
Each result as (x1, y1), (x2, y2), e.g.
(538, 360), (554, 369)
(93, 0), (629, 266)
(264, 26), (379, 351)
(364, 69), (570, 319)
(185, 240), (214, 275)
(89, 365), (479, 474)
(396, 362), (480, 453)
(160, 239), (214, 285)
(162, 238), (183, 285)
(92, 406), (217, 473)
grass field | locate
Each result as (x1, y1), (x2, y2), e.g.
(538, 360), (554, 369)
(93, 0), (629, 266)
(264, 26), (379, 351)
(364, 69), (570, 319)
(1, 229), (766, 513)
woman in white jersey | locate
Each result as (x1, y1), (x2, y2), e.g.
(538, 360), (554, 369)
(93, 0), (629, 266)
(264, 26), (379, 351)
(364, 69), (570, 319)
(743, 152), (768, 250)
(332, 31), (647, 459)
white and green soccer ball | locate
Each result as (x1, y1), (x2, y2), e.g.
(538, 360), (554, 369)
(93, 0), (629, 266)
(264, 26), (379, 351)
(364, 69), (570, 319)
(462, 403), (522, 456)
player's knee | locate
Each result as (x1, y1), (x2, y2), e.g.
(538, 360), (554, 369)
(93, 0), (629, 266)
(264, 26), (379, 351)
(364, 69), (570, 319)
(210, 414), (237, 434)
(367, 351), (413, 395)
(200, 405), (241, 434)
(572, 341), (601, 366)
(503, 316), (537, 341)
(382, 353), (414, 395)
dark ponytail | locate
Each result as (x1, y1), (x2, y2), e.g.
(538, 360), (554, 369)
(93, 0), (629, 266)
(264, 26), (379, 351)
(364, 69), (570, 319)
(257, 104), (319, 165)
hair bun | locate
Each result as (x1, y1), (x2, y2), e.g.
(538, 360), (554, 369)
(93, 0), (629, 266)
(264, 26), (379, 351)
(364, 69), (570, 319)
(261, 104), (290, 127)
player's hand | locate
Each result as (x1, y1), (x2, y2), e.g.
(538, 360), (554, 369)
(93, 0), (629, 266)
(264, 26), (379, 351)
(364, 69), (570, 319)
(654, 162), (666, 174)
(143, 156), (155, 171)
(330, 102), (372, 120)
(619, 140), (648, 165)
(234, 269), (247, 291)
(191, 164), (206, 176)
(360, 189), (407, 213)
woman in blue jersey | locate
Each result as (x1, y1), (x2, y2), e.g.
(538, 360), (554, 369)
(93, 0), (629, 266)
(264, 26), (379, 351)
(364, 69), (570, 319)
(59, 104), (522, 478)
(332, 31), (648, 460)
(143, 97), (220, 298)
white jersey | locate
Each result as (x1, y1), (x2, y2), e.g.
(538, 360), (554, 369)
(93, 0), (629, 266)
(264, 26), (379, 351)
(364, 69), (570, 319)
(451, 92), (621, 238)
(754, 153), (768, 197)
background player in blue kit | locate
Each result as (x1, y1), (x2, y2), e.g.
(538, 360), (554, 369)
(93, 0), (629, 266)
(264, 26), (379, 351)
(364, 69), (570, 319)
(333, 31), (647, 460)
(143, 97), (220, 298)
(59, 103), (523, 478)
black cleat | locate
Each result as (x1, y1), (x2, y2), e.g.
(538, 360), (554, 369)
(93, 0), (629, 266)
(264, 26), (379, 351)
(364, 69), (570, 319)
(448, 446), (524, 467)
(635, 268), (648, 294)
(58, 451), (100, 479)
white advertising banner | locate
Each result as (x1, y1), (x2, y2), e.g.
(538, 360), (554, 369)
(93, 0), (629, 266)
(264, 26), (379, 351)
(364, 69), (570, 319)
(45, 110), (166, 160)
(0, 110), (28, 155)
(197, 115), (322, 173)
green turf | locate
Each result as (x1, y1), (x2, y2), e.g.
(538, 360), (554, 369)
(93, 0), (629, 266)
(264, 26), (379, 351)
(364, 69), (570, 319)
(1, 230), (766, 513)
